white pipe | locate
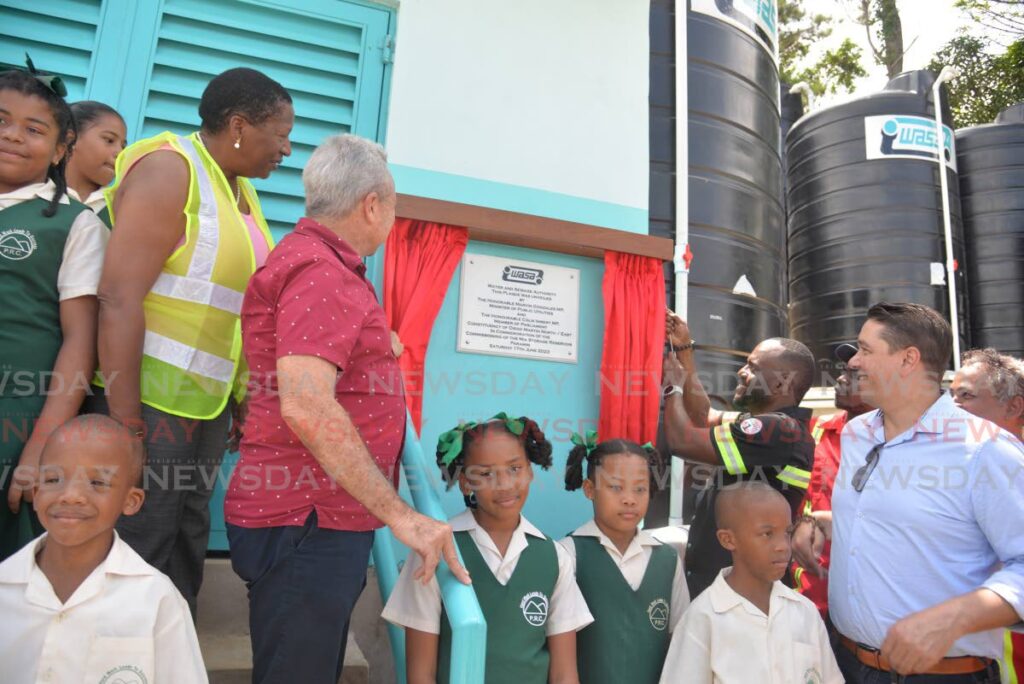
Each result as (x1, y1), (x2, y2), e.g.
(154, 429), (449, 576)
(932, 66), (961, 370)
(670, 2), (689, 527)
(789, 82), (815, 111)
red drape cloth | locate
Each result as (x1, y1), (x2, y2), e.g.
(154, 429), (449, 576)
(383, 218), (468, 434)
(598, 251), (666, 444)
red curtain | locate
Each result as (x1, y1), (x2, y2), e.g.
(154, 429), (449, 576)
(598, 251), (666, 444)
(383, 218), (469, 434)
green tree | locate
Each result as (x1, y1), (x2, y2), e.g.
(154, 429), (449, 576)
(955, 0), (1024, 44)
(854, 0), (906, 78)
(927, 36), (1024, 127)
(778, 0), (868, 97)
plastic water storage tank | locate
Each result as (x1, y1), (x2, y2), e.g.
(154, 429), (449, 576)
(957, 103), (1024, 356)
(687, 4), (786, 401)
(786, 70), (969, 364)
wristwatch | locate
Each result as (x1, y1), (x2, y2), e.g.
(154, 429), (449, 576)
(662, 384), (684, 398)
(676, 340), (696, 351)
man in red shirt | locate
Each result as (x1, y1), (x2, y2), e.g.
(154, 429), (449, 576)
(793, 343), (872, 618)
(224, 134), (469, 684)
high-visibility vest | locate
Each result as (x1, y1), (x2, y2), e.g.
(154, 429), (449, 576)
(101, 131), (273, 420)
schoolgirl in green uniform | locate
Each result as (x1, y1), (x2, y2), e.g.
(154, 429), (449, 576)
(560, 436), (690, 684)
(0, 63), (109, 559)
(66, 101), (127, 227)
(382, 413), (593, 684)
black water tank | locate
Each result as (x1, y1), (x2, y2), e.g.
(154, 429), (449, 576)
(787, 70), (969, 365)
(687, 6), (786, 401)
(957, 103), (1024, 357)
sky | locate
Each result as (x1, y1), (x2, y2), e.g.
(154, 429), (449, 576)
(801, 0), (968, 105)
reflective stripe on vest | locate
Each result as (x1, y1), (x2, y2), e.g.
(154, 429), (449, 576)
(713, 423), (747, 475)
(811, 414), (833, 445)
(143, 331), (236, 384)
(778, 465), (812, 490)
(149, 273), (245, 314)
(103, 130), (272, 419)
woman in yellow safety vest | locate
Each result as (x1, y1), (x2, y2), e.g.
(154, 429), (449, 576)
(91, 67), (293, 614)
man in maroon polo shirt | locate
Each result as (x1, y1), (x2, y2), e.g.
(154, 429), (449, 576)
(225, 134), (469, 684)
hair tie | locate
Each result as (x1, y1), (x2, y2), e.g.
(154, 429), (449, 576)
(436, 413), (525, 466)
(437, 420), (477, 466)
(24, 54), (67, 98)
(570, 430), (598, 456)
(641, 441), (655, 451)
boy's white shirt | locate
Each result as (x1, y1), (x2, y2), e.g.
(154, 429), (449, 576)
(658, 568), (843, 684)
(0, 180), (109, 300)
(0, 531), (208, 684)
(381, 509), (593, 637)
(558, 519), (691, 632)
(66, 186), (109, 214)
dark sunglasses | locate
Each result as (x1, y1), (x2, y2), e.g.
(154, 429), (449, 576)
(853, 443), (884, 492)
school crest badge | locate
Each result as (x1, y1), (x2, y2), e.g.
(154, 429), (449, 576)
(520, 591), (549, 627)
(0, 229), (36, 261)
(99, 664), (148, 684)
(647, 598), (669, 631)
(803, 667), (822, 684)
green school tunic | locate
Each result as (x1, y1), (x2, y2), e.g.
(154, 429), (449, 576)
(0, 196), (86, 556)
(438, 530), (559, 684)
(573, 536), (677, 684)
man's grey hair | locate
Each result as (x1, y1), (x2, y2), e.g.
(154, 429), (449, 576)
(961, 348), (1024, 404)
(303, 134), (394, 219)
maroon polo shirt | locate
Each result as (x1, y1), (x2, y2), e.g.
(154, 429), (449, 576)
(225, 217), (405, 531)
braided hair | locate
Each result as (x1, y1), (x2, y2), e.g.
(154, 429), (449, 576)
(564, 438), (660, 491)
(0, 69), (75, 217)
(436, 416), (553, 509)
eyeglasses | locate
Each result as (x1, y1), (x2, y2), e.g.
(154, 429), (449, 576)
(852, 443), (884, 492)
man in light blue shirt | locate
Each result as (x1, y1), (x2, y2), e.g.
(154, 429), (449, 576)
(793, 302), (1024, 683)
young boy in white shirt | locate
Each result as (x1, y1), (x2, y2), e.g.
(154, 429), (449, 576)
(0, 414), (208, 684)
(660, 481), (842, 684)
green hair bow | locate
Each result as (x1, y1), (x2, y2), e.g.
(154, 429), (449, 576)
(570, 430), (598, 456)
(437, 413), (526, 466)
(24, 54), (67, 98)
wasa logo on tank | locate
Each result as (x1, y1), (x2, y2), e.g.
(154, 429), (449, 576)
(863, 115), (957, 171)
(647, 597), (670, 631)
(0, 229), (36, 261)
(520, 591), (549, 626)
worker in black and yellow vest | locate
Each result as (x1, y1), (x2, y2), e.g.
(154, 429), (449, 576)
(561, 435), (690, 684)
(66, 101), (127, 229)
(1, 63), (109, 561)
(662, 310), (816, 599)
(88, 67), (292, 616)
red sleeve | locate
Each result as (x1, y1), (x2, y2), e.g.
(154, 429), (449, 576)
(274, 260), (370, 370)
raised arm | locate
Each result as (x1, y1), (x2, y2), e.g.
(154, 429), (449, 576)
(666, 310), (723, 428)
(662, 353), (720, 465)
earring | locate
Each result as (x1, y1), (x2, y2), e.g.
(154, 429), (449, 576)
(234, 138), (241, 150)
(465, 491), (478, 508)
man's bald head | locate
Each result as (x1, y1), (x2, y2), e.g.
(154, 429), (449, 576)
(43, 414), (145, 485)
(715, 481), (788, 531)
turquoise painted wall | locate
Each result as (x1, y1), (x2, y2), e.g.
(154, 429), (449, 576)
(389, 241), (605, 547)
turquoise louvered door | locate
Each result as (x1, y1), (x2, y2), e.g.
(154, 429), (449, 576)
(0, 0), (104, 100)
(128, 0), (394, 240)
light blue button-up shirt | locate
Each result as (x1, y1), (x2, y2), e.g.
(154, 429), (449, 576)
(829, 392), (1024, 658)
